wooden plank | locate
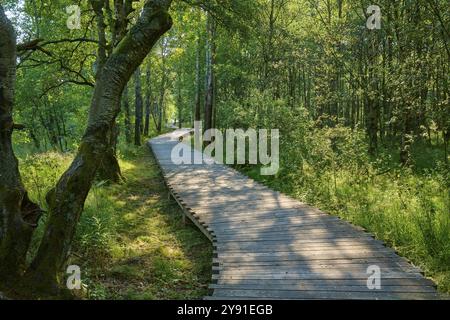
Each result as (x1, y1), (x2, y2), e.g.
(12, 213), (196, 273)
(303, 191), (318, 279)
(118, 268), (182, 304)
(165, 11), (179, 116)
(211, 225), (367, 239)
(214, 229), (372, 241)
(210, 289), (440, 300)
(209, 219), (355, 232)
(210, 284), (436, 293)
(199, 214), (327, 226)
(183, 200), (304, 212)
(214, 242), (389, 254)
(213, 264), (422, 275)
(217, 247), (395, 259)
(214, 243), (390, 255)
(193, 207), (325, 219)
(214, 234), (374, 243)
(213, 277), (436, 287)
(212, 272), (425, 281)
(213, 251), (400, 263)
(214, 236), (380, 245)
(203, 213), (335, 225)
(214, 257), (404, 267)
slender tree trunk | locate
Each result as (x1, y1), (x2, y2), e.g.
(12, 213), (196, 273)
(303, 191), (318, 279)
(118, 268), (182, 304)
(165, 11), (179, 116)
(134, 68), (143, 146)
(144, 63), (152, 136)
(194, 33), (201, 124)
(366, 31), (379, 156)
(204, 14), (215, 141)
(123, 82), (132, 143)
(177, 83), (183, 129)
(157, 44), (167, 133)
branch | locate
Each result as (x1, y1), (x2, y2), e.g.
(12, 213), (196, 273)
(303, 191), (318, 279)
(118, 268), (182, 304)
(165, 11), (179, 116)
(16, 38), (44, 51)
(39, 79), (95, 99)
(13, 123), (26, 131)
(17, 38), (99, 52)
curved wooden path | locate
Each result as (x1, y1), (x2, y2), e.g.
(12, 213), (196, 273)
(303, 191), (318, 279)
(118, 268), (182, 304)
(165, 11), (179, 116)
(148, 129), (440, 300)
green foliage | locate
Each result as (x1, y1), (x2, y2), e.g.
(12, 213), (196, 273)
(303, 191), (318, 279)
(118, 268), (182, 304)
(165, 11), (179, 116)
(17, 147), (212, 299)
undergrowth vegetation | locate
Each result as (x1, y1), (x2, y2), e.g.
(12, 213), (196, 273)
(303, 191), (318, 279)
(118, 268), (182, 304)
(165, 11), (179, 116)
(19, 146), (212, 300)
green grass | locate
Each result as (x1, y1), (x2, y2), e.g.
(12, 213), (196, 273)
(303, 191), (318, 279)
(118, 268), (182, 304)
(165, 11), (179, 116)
(20, 145), (212, 300)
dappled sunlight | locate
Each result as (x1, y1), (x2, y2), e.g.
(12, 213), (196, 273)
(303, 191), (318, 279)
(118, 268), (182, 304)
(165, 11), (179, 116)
(63, 147), (212, 299)
(147, 130), (444, 300)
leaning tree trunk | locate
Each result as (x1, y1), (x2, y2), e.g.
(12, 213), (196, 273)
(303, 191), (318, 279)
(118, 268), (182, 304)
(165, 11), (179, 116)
(25, 1), (173, 294)
(0, 6), (42, 287)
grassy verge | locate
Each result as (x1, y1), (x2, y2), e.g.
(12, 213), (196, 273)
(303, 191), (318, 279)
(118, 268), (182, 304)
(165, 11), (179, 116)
(21, 145), (212, 300)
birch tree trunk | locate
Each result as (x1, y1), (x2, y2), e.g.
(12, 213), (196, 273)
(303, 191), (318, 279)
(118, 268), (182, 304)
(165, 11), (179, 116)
(204, 13), (215, 140)
(194, 31), (202, 124)
(123, 82), (132, 143)
(134, 67), (144, 146)
(144, 63), (152, 136)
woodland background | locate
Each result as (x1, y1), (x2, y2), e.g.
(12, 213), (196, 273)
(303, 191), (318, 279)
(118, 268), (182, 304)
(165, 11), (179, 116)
(0, 0), (448, 298)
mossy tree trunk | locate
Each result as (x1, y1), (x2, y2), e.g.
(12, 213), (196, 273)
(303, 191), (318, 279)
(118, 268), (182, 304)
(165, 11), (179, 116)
(93, 0), (134, 184)
(21, 0), (173, 294)
(0, 6), (42, 286)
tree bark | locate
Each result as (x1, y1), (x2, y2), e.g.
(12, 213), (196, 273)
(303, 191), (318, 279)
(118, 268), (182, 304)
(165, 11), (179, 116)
(134, 67), (143, 146)
(123, 82), (132, 143)
(194, 32), (201, 124)
(97, 122), (124, 184)
(204, 14), (215, 140)
(157, 44), (167, 133)
(92, 0), (124, 183)
(25, 1), (173, 294)
(0, 6), (42, 286)
(144, 63), (152, 136)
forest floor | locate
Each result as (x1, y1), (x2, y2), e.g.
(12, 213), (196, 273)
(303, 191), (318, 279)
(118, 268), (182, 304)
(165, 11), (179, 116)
(23, 145), (212, 300)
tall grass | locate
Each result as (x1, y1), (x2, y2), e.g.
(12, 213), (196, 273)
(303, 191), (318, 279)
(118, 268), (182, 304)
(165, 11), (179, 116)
(20, 152), (119, 265)
(18, 145), (212, 299)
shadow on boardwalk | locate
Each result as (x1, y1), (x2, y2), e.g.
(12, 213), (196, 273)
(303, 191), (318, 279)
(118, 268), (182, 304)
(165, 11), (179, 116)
(149, 130), (441, 300)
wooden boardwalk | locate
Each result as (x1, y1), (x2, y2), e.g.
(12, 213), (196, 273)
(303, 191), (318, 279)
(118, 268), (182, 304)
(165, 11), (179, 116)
(148, 129), (440, 300)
